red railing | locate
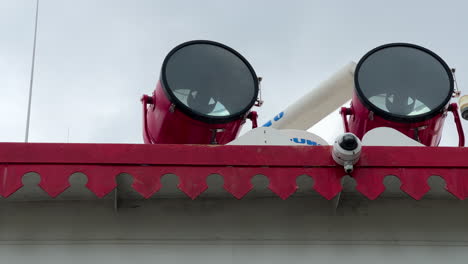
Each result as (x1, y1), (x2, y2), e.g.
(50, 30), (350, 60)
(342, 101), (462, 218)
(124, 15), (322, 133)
(1, 143), (467, 200)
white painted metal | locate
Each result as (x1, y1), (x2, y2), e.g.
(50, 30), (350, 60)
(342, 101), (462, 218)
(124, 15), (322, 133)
(0, 197), (467, 263)
(228, 127), (328, 146)
(263, 62), (356, 130)
(362, 127), (425, 146)
(228, 127), (293, 145)
(1, 244), (467, 264)
(279, 129), (328, 145)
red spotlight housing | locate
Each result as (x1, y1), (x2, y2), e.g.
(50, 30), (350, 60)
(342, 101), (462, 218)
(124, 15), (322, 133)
(142, 40), (259, 144)
(342, 43), (464, 146)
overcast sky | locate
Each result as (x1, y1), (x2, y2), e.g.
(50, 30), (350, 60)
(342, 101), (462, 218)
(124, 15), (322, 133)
(1, 0), (467, 145)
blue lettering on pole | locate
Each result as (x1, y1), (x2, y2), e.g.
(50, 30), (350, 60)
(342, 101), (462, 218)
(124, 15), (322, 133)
(262, 112), (284, 127)
(262, 120), (272, 127)
(273, 112), (284, 121)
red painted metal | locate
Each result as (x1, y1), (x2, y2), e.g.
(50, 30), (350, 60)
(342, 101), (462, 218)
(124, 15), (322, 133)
(448, 103), (465, 147)
(340, 107), (351, 133)
(246, 111), (258, 129)
(1, 143), (468, 200)
(141, 94), (154, 144)
(143, 82), (247, 144)
(346, 93), (456, 146)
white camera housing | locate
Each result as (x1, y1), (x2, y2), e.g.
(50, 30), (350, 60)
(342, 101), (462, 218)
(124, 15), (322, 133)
(332, 133), (362, 173)
(459, 95), (468, 121)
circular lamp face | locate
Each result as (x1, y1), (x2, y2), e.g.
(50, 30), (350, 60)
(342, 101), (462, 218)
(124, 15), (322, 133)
(161, 40), (258, 123)
(355, 43), (453, 122)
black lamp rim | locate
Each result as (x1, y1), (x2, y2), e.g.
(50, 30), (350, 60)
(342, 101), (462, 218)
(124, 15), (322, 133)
(160, 40), (259, 124)
(354, 42), (454, 123)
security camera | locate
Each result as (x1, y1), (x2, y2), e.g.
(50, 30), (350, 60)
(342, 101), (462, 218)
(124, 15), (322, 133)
(332, 133), (362, 173)
(460, 95), (468, 121)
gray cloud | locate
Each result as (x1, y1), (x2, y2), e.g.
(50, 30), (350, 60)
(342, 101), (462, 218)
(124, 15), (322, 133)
(1, 0), (467, 145)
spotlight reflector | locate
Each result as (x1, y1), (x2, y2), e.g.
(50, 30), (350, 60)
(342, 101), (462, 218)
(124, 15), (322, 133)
(142, 40), (259, 144)
(342, 43), (464, 146)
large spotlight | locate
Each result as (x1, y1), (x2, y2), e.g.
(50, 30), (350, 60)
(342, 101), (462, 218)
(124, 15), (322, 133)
(342, 43), (464, 146)
(141, 40), (260, 144)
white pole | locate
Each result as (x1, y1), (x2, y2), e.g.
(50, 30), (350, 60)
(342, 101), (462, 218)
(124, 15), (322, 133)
(25, 0), (39, 142)
(263, 62), (356, 130)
